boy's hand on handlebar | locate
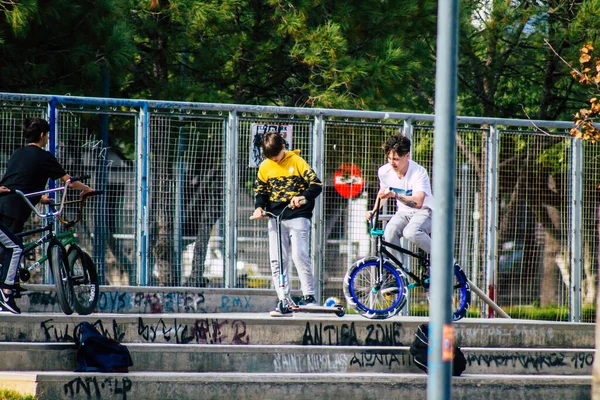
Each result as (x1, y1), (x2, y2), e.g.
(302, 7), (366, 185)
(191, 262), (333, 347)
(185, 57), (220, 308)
(289, 196), (306, 209)
(79, 188), (94, 198)
(40, 195), (53, 204)
(379, 187), (396, 200)
(251, 207), (266, 220)
(0, 186), (9, 194)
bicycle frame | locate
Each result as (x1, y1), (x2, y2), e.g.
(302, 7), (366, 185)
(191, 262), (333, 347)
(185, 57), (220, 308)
(14, 177), (101, 277)
(19, 227), (75, 273)
(369, 197), (429, 291)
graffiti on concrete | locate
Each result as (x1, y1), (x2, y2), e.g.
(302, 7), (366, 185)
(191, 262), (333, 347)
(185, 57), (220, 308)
(467, 351), (594, 371)
(302, 321), (403, 346)
(40, 319), (76, 343)
(350, 350), (407, 370)
(274, 353), (350, 373)
(100, 291), (207, 313)
(137, 317), (251, 345)
(220, 295), (252, 312)
(63, 376), (132, 399)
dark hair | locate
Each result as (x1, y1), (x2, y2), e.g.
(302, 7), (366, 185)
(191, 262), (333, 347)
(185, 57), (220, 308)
(383, 134), (411, 156)
(23, 117), (50, 143)
(261, 132), (286, 159)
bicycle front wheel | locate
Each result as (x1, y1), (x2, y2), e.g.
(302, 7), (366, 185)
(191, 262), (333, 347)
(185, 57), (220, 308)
(68, 245), (99, 315)
(343, 257), (408, 320)
(48, 240), (74, 315)
(452, 263), (471, 321)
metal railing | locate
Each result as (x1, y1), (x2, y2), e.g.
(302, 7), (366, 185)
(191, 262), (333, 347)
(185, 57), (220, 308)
(0, 92), (592, 321)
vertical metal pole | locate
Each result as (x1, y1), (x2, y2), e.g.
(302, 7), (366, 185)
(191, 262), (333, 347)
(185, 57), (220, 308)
(400, 118), (414, 316)
(174, 133), (185, 286)
(570, 138), (583, 322)
(311, 115), (325, 303)
(459, 164), (469, 271)
(428, 0), (460, 395)
(224, 111), (239, 288)
(485, 125), (499, 318)
(95, 70), (109, 285)
(46, 99), (58, 284)
(136, 104), (150, 285)
(403, 118), (413, 139)
(472, 194), (480, 287)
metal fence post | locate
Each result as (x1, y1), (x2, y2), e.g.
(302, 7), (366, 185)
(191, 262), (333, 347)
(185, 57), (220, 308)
(400, 118), (414, 316)
(136, 103), (150, 285)
(47, 99), (58, 284)
(485, 124), (499, 317)
(570, 138), (583, 322)
(312, 114), (325, 303)
(224, 110), (239, 288)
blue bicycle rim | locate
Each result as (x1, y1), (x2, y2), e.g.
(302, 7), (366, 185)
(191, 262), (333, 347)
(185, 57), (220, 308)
(349, 260), (404, 314)
(453, 265), (470, 320)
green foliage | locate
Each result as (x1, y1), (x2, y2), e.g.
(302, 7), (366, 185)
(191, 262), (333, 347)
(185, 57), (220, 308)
(457, 0), (600, 120)
(409, 304), (596, 322)
(0, 0), (136, 94)
(0, 389), (36, 400)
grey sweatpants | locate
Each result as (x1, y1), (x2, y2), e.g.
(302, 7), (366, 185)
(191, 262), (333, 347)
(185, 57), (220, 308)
(0, 225), (23, 287)
(268, 217), (315, 300)
(384, 208), (432, 255)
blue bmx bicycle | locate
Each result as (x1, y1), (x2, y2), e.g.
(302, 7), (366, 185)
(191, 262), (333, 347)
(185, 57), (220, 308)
(343, 199), (471, 320)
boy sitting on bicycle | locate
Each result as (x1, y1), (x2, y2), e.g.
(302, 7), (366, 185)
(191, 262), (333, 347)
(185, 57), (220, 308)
(369, 134), (434, 259)
(252, 132), (323, 316)
(0, 117), (93, 314)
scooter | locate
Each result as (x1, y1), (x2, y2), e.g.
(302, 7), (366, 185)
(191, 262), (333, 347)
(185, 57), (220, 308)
(250, 200), (345, 317)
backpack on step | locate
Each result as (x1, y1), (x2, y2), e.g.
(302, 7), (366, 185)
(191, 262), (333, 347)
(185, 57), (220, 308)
(74, 321), (133, 372)
(409, 323), (466, 376)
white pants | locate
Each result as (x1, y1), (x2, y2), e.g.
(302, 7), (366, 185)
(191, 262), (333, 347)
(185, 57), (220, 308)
(268, 217), (315, 299)
(384, 208), (432, 255)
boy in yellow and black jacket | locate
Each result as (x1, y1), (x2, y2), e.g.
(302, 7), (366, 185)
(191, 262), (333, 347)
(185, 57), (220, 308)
(252, 132), (322, 316)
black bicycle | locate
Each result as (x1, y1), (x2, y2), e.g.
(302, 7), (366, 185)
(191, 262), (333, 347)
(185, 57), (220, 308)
(343, 199), (471, 320)
(14, 176), (102, 315)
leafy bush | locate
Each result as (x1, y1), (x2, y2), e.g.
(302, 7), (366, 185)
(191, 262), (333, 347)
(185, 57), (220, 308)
(0, 389), (36, 400)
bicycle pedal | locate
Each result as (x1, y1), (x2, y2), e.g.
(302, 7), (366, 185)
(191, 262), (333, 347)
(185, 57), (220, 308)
(422, 278), (430, 290)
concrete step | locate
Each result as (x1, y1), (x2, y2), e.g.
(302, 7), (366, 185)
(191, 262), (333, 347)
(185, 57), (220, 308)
(0, 343), (593, 375)
(0, 313), (594, 348)
(18, 285), (288, 314)
(0, 371), (591, 400)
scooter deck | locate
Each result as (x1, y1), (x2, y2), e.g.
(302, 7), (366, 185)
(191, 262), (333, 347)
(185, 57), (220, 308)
(291, 305), (340, 313)
(269, 305), (345, 317)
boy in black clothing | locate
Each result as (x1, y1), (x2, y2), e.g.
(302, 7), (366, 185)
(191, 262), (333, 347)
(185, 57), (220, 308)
(0, 117), (94, 314)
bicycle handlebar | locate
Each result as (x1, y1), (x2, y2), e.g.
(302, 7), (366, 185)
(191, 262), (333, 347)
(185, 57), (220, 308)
(51, 190), (104, 227)
(13, 175), (97, 222)
(249, 199), (308, 220)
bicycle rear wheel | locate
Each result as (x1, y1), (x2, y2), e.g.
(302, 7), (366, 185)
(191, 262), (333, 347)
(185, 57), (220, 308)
(343, 256), (408, 319)
(68, 245), (99, 315)
(48, 239), (74, 315)
(452, 263), (471, 321)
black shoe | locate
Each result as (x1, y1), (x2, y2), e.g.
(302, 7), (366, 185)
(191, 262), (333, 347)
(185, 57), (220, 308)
(298, 295), (317, 307)
(0, 290), (21, 314)
(270, 300), (293, 317)
(12, 284), (28, 299)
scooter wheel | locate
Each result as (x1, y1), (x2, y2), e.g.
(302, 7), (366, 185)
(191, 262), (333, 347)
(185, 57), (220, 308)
(335, 307), (345, 317)
(18, 268), (31, 283)
(279, 302), (292, 314)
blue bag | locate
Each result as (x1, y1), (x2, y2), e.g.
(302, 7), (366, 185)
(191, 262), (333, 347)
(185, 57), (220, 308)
(74, 321), (133, 372)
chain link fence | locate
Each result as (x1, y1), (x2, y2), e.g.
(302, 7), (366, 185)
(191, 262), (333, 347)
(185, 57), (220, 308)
(0, 93), (592, 321)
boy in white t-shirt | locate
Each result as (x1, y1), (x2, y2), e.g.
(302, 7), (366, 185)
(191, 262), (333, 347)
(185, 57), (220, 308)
(368, 134), (433, 255)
